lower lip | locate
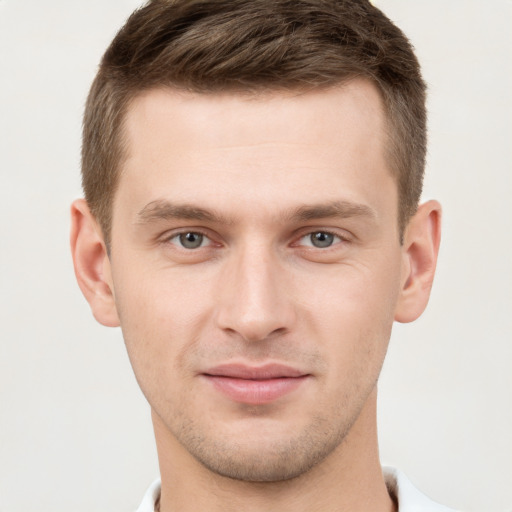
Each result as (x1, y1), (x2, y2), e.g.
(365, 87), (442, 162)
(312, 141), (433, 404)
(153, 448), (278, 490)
(204, 375), (308, 405)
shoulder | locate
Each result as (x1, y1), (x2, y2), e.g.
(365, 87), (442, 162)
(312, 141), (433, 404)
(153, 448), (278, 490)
(383, 467), (459, 512)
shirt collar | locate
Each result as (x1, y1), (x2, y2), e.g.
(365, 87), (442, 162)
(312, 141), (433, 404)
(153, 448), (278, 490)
(136, 468), (457, 512)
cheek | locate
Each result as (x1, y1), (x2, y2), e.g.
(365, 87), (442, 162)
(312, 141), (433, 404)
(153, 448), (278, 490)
(300, 255), (401, 325)
(303, 270), (398, 415)
(114, 257), (212, 332)
(111, 263), (214, 394)
(296, 255), (402, 368)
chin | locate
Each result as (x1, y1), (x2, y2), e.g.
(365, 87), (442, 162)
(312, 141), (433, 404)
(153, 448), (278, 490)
(174, 414), (349, 483)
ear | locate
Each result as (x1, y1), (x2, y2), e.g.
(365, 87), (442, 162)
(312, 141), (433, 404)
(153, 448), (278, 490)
(394, 200), (442, 323)
(70, 199), (120, 327)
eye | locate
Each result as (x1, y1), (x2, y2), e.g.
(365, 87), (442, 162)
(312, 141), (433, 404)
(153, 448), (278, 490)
(299, 231), (342, 248)
(169, 231), (211, 249)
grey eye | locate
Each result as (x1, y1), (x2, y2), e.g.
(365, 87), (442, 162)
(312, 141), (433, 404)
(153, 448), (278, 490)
(178, 232), (204, 249)
(309, 232), (335, 248)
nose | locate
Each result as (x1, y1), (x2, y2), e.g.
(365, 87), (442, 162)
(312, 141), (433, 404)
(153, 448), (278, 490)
(214, 243), (296, 343)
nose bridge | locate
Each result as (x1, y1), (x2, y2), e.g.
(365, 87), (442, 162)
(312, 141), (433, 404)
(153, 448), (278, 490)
(215, 238), (293, 342)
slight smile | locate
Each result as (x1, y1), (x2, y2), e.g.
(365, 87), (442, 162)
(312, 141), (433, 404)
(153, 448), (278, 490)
(202, 364), (311, 405)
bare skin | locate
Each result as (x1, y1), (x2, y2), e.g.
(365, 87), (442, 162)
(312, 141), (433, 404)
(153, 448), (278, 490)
(71, 80), (441, 512)
(153, 390), (393, 512)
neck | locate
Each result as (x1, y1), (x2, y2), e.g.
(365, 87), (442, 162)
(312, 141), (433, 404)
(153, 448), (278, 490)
(153, 389), (395, 512)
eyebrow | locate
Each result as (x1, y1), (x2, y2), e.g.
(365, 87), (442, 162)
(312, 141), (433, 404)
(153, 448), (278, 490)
(289, 201), (377, 222)
(136, 199), (376, 225)
(136, 200), (230, 224)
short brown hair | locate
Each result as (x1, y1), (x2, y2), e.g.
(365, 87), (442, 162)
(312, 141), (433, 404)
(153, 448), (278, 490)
(82, 0), (426, 246)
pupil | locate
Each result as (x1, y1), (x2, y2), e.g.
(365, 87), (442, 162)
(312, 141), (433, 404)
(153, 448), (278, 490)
(312, 232), (333, 248)
(180, 232), (203, 249)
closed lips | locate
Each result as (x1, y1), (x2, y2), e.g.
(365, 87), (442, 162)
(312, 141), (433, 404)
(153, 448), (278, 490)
(202, 364), (310, 404)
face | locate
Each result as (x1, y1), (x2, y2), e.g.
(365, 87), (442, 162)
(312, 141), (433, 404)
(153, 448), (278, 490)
(108, 81), (405, 481)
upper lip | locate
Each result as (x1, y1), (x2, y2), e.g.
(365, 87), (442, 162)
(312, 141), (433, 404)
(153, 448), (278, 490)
(203, 363), (307, 380)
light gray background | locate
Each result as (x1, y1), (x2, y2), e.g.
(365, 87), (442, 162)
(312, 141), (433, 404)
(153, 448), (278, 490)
(0, 1), (510, 510)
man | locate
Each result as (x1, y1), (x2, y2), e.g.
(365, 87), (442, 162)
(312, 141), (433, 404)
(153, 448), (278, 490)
(70, 1), (451, 510)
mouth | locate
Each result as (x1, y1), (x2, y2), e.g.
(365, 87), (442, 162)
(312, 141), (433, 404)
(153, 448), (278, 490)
(201, 363), (310, 405)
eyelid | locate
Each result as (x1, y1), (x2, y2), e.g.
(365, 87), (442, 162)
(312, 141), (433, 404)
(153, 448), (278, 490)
(159, 228), (219, 248)
(156, 226), (352, 250)
(292, 227), (352, 247)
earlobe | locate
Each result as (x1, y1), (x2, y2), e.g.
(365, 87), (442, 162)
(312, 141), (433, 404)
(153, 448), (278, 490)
(70, 199), (120, 327)
(394, 200), (442, 323)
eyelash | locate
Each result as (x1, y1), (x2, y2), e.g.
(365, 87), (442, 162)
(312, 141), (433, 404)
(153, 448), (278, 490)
(295, 230), (346, 249)
(161, 228), (350, 251)
(164, 230), (215, 250)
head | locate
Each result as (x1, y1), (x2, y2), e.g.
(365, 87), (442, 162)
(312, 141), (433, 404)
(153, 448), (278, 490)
(72, 0), (440, 485)
(82, 0), (427, 248)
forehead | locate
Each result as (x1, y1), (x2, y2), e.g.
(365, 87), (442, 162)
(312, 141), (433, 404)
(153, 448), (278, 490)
(116, 80), (396, 225)
(123, 80), (387, 153)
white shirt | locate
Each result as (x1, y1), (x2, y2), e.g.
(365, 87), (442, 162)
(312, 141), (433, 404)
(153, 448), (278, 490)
(136, 467), (458, 512)
(383, 467), (458, 511)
